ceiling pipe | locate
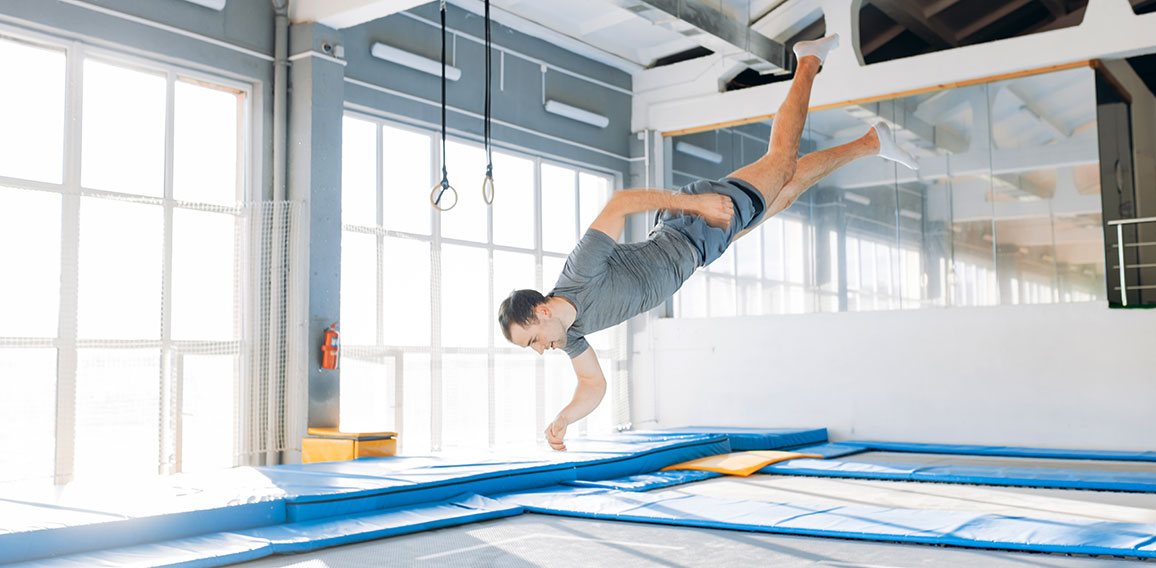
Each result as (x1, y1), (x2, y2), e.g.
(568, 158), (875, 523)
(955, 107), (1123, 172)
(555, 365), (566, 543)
(272, 0), (289, 202)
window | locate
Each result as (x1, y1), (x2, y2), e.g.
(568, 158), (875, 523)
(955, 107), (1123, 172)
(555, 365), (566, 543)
(339, 114), (624, 453)
(0, 36), (250, 484)
(673, 65), (1105, 317)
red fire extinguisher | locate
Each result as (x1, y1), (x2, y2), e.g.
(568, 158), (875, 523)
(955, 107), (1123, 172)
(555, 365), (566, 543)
(321, 322), (340, 370)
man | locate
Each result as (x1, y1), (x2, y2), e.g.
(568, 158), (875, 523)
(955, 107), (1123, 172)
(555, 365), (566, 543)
(498, 34), (917, 451)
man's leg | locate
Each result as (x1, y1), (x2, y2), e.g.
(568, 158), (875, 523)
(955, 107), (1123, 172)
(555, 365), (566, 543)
(733, 130), (877, 240)
(734, 122), (919, 241)
(728, 35), (839, 206)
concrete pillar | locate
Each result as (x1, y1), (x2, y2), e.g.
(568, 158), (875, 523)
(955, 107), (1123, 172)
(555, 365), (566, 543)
(288, 22), (345, 428)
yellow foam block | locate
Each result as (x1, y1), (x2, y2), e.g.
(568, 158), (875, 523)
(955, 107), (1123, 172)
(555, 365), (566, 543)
(660, 450), (823, 477)
(302, 429), (398, 463)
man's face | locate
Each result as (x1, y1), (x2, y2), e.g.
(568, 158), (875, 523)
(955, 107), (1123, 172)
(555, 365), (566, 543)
(508, 310), (567, 355)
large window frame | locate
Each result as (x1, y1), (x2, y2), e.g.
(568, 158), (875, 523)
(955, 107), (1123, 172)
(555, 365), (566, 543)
(339, 110), (625, 453)
(0, 27), (256, 484)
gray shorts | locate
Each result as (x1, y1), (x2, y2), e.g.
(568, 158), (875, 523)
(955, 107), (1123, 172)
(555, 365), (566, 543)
(655, 177), (767, 267)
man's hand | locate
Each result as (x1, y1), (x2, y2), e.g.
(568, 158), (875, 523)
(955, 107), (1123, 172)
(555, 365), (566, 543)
(545, 417), (568, 451)
(696, 193), (735, 229)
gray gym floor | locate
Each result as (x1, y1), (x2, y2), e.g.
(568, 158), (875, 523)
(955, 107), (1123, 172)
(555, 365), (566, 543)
(236, 512), (1151, 567)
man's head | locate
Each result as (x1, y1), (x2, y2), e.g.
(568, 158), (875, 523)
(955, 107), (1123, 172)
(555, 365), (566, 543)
(499, 289), (567, 355)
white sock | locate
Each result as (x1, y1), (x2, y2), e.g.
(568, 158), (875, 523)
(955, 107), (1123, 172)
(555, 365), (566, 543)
(793, 34), (840, 65)
(873, 122), (919, 171)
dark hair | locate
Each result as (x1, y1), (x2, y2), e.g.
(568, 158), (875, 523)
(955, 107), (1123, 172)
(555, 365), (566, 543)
(498, 289), (548, 342)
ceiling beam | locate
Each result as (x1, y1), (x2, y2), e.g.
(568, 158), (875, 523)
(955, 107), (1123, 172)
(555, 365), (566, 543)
(1036, 0), (1067, 19)
(956, 0), (1033, 43)
(611, 0), (789, 73)
(292, 0), (427, 28)
(869, 0), (957, 49)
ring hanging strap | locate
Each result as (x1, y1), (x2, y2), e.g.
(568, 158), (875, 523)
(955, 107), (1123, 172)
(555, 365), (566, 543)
(431, 0), (456, 212)
(482, 0), (495, 205)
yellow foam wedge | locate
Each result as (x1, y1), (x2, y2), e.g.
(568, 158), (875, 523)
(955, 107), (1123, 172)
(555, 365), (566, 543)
(660, 450), (823, 477)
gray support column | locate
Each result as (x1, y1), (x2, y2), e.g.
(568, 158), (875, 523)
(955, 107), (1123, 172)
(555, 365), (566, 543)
(288, 22), (345, 428)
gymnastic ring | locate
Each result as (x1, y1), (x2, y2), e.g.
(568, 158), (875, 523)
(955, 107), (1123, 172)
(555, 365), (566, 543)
(482, 175), (495, 205)
(430, 182), (458, 211)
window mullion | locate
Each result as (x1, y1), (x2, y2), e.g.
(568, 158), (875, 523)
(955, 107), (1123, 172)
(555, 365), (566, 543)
(161, 70), (178, 474)
(54, 40), (85, 485)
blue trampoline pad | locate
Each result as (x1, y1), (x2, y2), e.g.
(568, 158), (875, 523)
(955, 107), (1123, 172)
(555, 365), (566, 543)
(644, 427), (828, 451)
(761, 450), (1156, 492)
(845, 441), (1156, 462)
(0, 433), (729, 565)
(499, 486), (1156, 559)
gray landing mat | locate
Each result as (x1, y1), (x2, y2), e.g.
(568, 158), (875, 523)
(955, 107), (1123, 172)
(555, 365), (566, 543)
(669, 475), (1156, 524)
(235, 514), (1151, 568)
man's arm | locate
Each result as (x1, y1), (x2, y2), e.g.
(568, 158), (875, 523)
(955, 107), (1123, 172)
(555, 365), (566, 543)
(544, 346), (607, 451)
(589, 188), (734, 241)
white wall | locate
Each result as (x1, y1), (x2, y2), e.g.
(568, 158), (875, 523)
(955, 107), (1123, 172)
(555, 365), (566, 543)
(644, 302), (1156, 451)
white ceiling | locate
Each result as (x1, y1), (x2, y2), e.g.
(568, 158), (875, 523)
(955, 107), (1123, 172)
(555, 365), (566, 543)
(290, 0), (806, 73)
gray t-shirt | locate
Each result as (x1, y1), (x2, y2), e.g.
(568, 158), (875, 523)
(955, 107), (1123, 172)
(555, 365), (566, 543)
(549, 225), (699, 358)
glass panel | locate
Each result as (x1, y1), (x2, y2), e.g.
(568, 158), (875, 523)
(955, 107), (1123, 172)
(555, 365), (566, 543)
(986, 67), (1103, 305)
(0, 349), (56, 483)
(0, 39), (65, 184)
(441, 354), (488, 449)
(172, 209), (236, 340)
(492, 152), (535, 248)
(578, 172), (611, 233)
(541, 164), (577, 253)
(440, 141), (488, 243)
(676, 271), (708, 317)
(382, 126), (432, 235)
(74, 349), (161, 480)
(494, 354), (536, 448)
(543, 355), (573, 433)
(541, 255), (566, 292)
(78, 198), (162, 340)
(180, 354), (235, 472)
(440, 244), (489, 348)
(342, 117), (377, 227)
(173, 81), (240, 205)
(381, 237), (430, 346)
(0, 187), (61, 337)
(340, 356), (395, 433)
(340, 231), (377, 345)
(401, 353), (430, 454)
(82, 59), (166, 196)
(492, 250), (535, 342)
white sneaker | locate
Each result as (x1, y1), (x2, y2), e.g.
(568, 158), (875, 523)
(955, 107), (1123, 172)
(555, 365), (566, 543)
(793, 34), (840, 65)
(873, 122), (919, 171)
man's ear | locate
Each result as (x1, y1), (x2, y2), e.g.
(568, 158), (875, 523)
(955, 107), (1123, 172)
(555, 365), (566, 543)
(536, 304), (551, 319)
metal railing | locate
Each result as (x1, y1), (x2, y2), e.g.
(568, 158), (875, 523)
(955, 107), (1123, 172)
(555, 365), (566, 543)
(1108, 216), (1156, 306)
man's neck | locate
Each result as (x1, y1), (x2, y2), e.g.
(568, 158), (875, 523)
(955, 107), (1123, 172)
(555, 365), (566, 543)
(548, 296), (578, 330)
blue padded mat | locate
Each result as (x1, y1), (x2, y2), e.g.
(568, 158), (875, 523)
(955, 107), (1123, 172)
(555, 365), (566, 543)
(0, 433), (728, 564)
(17, 494), (519, 568)
(761, 458), (1156, 492)
(845, 441), (1156, 462)
(277, 433), (729, 521)
(499, 486), (1156, 558)
(790, 443), (869, 459)
(648, 427), (828, 451)
(563, 470), (722, 491)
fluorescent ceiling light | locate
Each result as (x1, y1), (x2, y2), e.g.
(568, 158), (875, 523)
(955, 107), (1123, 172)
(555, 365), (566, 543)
(180, 0), (226, 9)
(844, 193), (870, 206)
(675, 142), (723, 164)
(371, 42), (461, 81)
(544, 100), (609, 128)
(899, 209), (922, 220)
